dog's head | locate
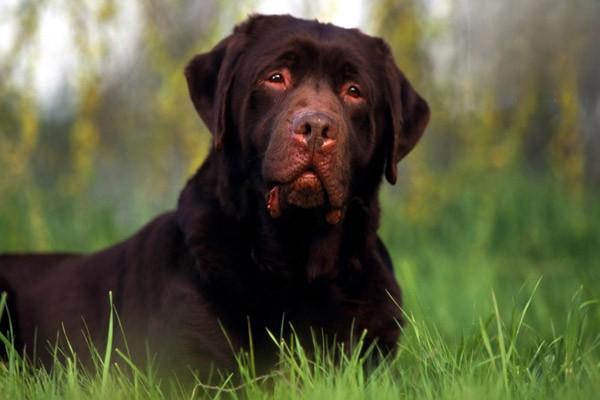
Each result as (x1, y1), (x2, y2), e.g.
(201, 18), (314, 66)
(185, 15), (429, 224)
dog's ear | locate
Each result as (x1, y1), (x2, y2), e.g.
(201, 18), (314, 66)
(185, 33), (248, 217)
(185, 34), (244, 150)
(382, 49), (430, 184)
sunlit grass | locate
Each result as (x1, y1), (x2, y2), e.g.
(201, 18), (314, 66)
(1, 284), (598, 399)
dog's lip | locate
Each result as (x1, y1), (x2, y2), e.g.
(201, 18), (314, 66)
(296, 170), (319, 182)
(264, 169), (344, 224)
(265, 168), (327, 211)
(284, 169), (326, 207)
(266, 169), (320, 189)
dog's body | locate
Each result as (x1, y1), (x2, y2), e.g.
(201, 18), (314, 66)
(0, 15), (429, 375)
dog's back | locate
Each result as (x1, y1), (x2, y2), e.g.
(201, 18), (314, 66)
(0, 253), (80, 294)
(1, 253), (79, 360)
(1, 253), (78, 269)
(0, 213), (192, 368)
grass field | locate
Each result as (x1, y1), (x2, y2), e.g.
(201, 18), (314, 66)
(1, 172), (599, 399)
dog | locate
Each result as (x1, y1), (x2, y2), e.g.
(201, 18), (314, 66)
(0, 14), (430, 376)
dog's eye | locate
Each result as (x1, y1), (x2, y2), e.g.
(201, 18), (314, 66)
(263, 70), (290, 90)
(268, 73), (284, 83)
(342, 83), (364, 103)
(347, 85), (361, 98)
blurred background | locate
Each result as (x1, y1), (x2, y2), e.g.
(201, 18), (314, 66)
(1, 0), (599, 340)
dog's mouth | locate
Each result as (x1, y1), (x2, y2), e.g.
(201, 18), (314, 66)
(283, 171), (325, 208)
(266, 170), (343, 225)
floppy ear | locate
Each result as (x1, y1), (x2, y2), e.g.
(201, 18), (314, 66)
(383, 55), (431, 184)
(185, 33), (251, 217)
(185, 34), (243, 150)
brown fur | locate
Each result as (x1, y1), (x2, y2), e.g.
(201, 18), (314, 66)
(0, 15), (429, 377)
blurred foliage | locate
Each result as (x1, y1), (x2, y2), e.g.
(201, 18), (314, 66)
(370, 0), (600, 227)
(0, 0), (248, 248)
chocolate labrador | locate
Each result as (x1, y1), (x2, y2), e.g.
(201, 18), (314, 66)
(0, 14), (430, 376)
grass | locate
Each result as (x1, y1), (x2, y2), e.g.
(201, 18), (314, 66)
(1, 171), (599, 399)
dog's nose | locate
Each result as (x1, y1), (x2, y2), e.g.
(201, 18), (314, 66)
(292, 111), (336, 146)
